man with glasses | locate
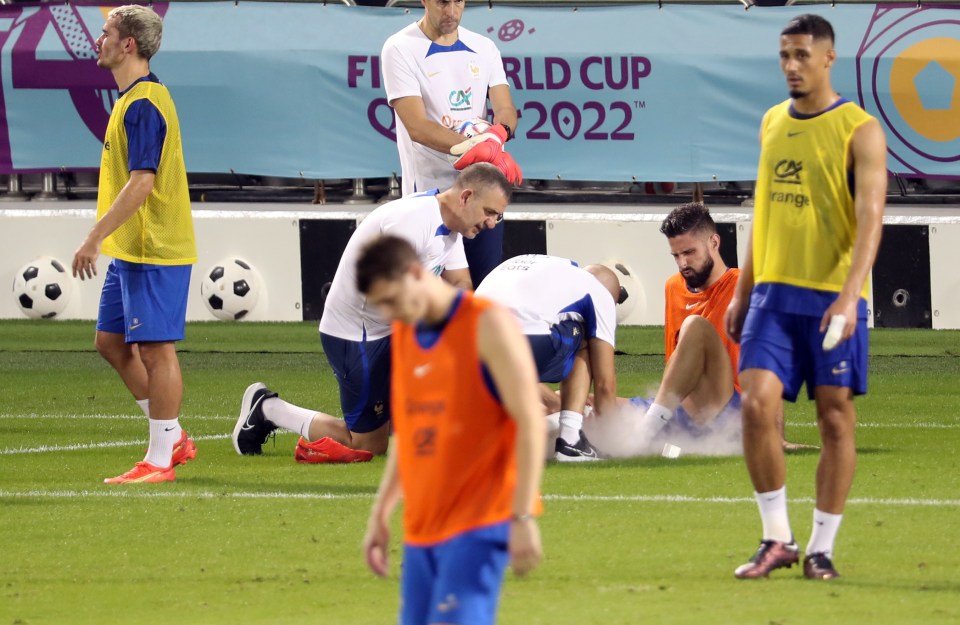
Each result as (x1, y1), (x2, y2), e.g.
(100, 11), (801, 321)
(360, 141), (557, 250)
(232, 163), (512, 462)
(476, 255), (622, 461)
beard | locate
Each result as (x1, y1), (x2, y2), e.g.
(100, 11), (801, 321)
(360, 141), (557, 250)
(682, 256), (715, 290)
(788, 88), (807, 99)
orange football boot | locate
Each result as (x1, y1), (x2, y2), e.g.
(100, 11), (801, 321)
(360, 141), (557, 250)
(295, 437), (373, 464)
(104, 461), (175, 484)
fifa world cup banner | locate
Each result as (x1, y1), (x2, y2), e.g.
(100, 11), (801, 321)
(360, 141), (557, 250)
(0, 2), (957, 181)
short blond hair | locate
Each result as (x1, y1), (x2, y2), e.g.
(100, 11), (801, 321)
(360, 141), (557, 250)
(109, 5), (163, 61)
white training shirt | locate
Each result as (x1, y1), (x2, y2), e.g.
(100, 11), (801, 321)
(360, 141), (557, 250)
(381, 22), (508, 196)
(318, 191), (468, 341)
(476, 255), (617, 347)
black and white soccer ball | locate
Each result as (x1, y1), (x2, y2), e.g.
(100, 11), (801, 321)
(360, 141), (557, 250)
(12, 256), (73, 319)
(200, 258), (261, 320)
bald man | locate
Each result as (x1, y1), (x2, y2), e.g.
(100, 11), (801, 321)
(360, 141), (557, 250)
(476, 255), (622, 461)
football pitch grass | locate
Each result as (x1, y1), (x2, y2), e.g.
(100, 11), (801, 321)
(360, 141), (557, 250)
(1, 320), (958, 625)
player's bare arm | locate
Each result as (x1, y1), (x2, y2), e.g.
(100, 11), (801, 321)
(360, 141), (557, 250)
(72, 170), (155, 280)
(440, 267), (472, 290)
(724, 121), (766, 342)
(725, 227), (755, 344)
(488, 84), (518, 139)
(478, 304), (544, 576)
(391, 95), (465, 152)
(588, 338), (617, 418)
(363, 443), (402, 578)
(820, 119), (887, 341)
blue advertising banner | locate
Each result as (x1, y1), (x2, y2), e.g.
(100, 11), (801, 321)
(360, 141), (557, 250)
(1, 2), (957, 181)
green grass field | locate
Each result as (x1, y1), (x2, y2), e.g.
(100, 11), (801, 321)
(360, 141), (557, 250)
(2, 321), (959, 625)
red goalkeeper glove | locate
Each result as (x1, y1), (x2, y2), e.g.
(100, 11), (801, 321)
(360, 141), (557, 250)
(492, 151), (523, 186)
(450, 123), (509, 170)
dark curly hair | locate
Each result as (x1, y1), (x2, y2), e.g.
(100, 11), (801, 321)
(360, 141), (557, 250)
(659, 202), (716, 239)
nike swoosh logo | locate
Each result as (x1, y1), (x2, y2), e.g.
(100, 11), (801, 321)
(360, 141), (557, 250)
(129, 323), (143, 330)
(427, 71), (441, 78)
(164, 426), (177, 432)
(787, 131), (805, 138)
(241, 395), (267, 430)
(413, 364), (432, 378)
(685, 303), (698, 310)
(832, 366), (849, 375)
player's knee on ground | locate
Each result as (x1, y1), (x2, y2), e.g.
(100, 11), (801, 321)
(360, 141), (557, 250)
(348, 425), (390, 455)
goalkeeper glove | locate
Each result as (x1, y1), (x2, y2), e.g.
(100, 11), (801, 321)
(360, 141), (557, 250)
(491, 151), (523, 186)
(449, 123), (510, 170)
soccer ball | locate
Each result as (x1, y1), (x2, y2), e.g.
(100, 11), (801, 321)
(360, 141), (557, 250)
(200, 258), (261, 320)
(454, 117), (492, 138)
(12, 256), (73, 319)
(603, 259), (643, 325)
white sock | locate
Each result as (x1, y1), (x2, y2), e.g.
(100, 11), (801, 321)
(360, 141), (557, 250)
(136, 398), (150, 417)
(558, 410), (583, 445)
(755, 486), (793, 543)
(144, 418), (181, 468)
(806, 509), (843, 557)
(637, 402), (672, 440)
(261, 397), (316, 438)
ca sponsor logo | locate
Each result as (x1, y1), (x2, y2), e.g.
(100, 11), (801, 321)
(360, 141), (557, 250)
(448, 87), (473, 111)
(774, 159), (803, 183)
(770, 159), (810, 209)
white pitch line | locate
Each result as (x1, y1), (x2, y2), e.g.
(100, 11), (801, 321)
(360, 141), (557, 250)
(1, 414), (957, 428)
(0, 433), (230, 455)
(0, 413), (232, 421)
(791, 422), (960, 429)
(0, 490), (957, 508)
(548, 494), (960, 507)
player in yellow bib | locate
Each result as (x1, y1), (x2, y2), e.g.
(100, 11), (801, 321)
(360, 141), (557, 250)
(725, 14), (887, 580)
(72, 5), (197, 484)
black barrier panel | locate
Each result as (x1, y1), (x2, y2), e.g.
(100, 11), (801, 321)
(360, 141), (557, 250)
(299, 219), (357, 321)
(502, 220), (548, 261)
(873, 225), (932, 329)
(717, 223), (739, 269)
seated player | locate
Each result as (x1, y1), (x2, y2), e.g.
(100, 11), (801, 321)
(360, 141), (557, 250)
(635, 202), (742, 445)
(542, 203), (809, 457)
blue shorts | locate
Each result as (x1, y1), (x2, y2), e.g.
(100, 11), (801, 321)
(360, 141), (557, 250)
(319, 332), (391, 434)
(629, 391), (741, 438)
(527, 319), (585, 383)
(96, 259), (191, 343)
(401, 522), (510, 625)
(462, 224), (504, 288)
(740, 307), (868, 402)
